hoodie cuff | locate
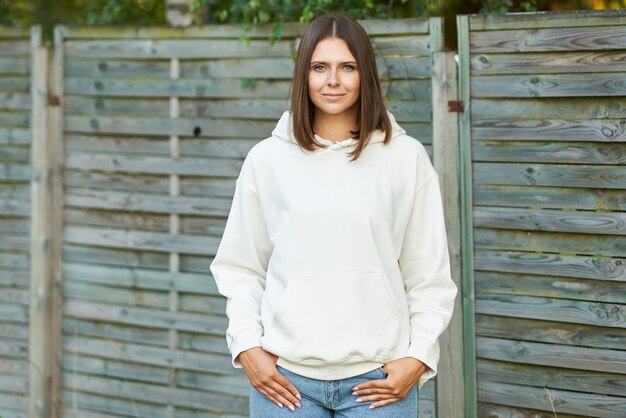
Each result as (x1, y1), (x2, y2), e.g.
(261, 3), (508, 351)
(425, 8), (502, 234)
(404, 336), (439, 390)
(229, 327), (263, 368)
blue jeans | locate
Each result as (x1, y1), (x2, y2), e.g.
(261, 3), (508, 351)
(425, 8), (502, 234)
(250, 364), (419, 417)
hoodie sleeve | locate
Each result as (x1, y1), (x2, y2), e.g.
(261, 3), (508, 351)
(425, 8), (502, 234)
(399, 166), (458, 389)
(209, 155), (273, 369)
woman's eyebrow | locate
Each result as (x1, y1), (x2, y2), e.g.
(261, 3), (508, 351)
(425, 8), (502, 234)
(310, 60), (357, 65)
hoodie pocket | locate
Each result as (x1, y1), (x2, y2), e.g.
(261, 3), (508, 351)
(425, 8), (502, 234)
(266, 269), (405, 364)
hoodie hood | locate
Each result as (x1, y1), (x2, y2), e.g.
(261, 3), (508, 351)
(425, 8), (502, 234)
(271, 110), (406, 150)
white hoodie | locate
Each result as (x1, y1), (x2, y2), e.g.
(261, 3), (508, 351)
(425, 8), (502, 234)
(209, 110), (457, 390)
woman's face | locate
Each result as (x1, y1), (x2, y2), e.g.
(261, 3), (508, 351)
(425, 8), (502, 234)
(308, 37), (360, 119)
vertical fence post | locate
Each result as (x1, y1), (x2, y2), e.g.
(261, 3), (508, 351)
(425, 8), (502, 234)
(49, 25), (66, 418)
(28, 24), (52, 418)
(432, 49), (465, 418)
(456, 14), (477, 418)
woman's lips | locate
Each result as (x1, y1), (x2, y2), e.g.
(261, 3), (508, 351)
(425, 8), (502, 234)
(322, 94), (345, 100)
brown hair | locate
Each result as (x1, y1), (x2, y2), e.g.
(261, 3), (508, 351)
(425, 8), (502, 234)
(290, 13), (392, 162)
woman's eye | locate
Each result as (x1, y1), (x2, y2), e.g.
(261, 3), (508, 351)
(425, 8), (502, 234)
(343, 65), (355, 70)
(313, 65), (325, 71)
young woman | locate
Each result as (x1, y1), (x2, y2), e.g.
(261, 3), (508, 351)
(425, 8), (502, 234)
(210, 13), (458, 417)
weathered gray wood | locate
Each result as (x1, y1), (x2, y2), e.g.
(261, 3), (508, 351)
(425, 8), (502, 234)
(473, 140), (626, 165)
(470, 51), (626, 75)
(477, 402), (581, 418)
(476, 294), (625, 328)
(475, 227), (625, 257)
(476, 314), (626, 351)
(476, 248), (626, 282)
(432, 50), (464, 418)
(474, 206), (626, 235)
(470, 25), (626, 53)
(64, 335), (235, 375)
(478, 358), (626, 397)
(28, 26), (52, 418)
(50, 25), (66, 418)
(472, 72), (626, 97)
(65, 152), (243, 176)
(61, 18), (429, 39)
(64, 189), (232, 216)
(474, 162), (626, 190)
(477, 380), (625, 417)
(468, 8), (626, 30)
(476, 336), (626, 374)
(474, 184), (626, 211)
(476, 271), (626, 304)
(60, 390), (169, 418)
(62, 262), (219, 294)
(471, 97), (626, 120)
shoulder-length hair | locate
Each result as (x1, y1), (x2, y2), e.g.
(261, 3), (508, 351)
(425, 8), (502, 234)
(290, 13), (392, 162)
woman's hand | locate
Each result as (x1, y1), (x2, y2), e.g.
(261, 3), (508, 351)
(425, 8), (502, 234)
(351, 357), (429, 409)
(238, 347), (302, 411)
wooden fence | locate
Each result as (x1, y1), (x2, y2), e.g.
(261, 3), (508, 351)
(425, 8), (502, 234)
(0, 26), (35, 418)
(457, 8), (626, 418)
(20, 17), (456, 418)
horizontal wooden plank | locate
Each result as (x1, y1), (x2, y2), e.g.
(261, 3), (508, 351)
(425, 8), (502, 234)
(64, 335), (235, 375)
(474, 247), (626, 282)
(0, 337), (27, 358)
(64, 279), (169, 310)
(478, 403), (583, 418)
(472, 118), (626, 142)
(0, 77), (29, 91)
(63, 373), (247, 414)
(66, 134), (256, 158)
(61, 352), (169, 385)
(477, 379), (626, 418)
(0, 27), (30, 37)
(476, 270), (626, 304)
(469, 8), (626, 30)
(0, 375), (27, 395)
(0, 41), (29, 56)
(470, 51), (626, 75)
(64, 300), (226, 335)
(65, 77), (291, 98)
(0, 356), (28, 373)
(478, 358), (626, 397)
(472, 73), (626, 98)
(475, 227), (625, 257)
(60, 18), (429, 39)
(176, 368), (260, 398)
(65, 152), (243, 177)
(65, 188), (232, 216)
(64, 38), (295, 59)
(477, 336), (626, 374)
(0, 92), (30, 110)
(472, 140), (626, 165)
(63, 242), (170, 270)
(0, 111), (29, 126)
(479, 314), (626, 350)
(64, 115), (275, 138)
(62, 317), (168, 348)
(64, 54), (431, 80)
(474, 184), (626, 211)
(64, 225), (220, 254)
(476, 294), (625, 328)
(63, 262), (219, 295)
(0, 147), (29, 164)
(0, 197), (30, 216)
(471, 97), (626, 121)
(64, 170), (236, 198)
(0, 301), (28, 324)
(0, 269), (29, 287)
(64, 207), (169, 232)
(0, 128), (30, 144)
(474, 206), (626, 235)
(470, 25), (626, 53)
(64, 77), (428, 100)
(0, 288), (28, 305)
(474, 162), (625, 189)
(60, 391), (168, 418)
